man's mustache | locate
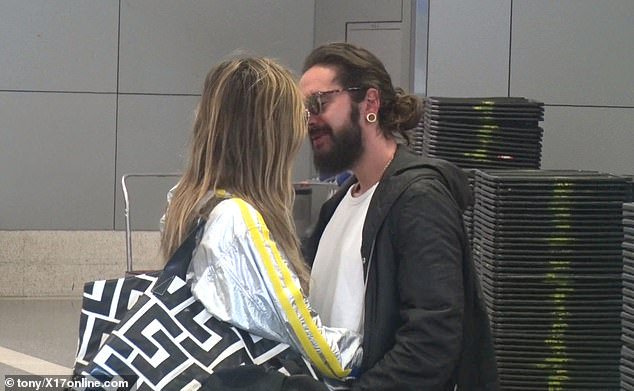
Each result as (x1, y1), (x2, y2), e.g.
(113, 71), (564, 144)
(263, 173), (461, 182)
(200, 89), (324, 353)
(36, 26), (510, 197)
(309, 125), (332, 137)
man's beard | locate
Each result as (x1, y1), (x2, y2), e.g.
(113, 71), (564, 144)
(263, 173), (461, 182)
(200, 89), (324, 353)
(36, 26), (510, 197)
(311, 106), (363, 177)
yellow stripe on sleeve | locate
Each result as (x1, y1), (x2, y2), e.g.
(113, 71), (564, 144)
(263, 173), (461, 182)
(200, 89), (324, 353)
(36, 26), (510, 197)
(252, 210), (351, 375)
(233, 198), (350, 379)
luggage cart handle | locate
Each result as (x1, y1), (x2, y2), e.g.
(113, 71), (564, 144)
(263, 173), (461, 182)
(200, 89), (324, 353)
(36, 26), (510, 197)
(121, 173), (181, 272)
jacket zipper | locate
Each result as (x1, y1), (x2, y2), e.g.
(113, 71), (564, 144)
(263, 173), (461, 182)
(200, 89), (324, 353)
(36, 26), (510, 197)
(361, 238), (376, 370)
(362, 240), (374, 285)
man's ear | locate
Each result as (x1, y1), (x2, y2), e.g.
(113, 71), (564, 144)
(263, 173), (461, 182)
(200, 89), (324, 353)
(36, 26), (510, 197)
(363, 88), (381, 116)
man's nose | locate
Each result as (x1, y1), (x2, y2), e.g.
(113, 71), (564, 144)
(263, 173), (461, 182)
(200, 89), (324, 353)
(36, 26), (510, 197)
(307, 111), (321, 128)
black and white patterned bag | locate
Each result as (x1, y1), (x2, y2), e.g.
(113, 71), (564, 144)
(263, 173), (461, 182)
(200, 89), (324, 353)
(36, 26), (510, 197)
(73, 271), (161, 373)
(72, 221), (317, 390)
(74, 274), (315, 390)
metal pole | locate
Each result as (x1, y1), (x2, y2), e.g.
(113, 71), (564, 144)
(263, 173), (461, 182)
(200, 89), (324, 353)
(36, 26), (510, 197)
(121, 173), (180, 272)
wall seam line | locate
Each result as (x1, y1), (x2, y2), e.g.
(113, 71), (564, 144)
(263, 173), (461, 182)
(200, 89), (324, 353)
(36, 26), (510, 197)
(113, 0), (122, 230)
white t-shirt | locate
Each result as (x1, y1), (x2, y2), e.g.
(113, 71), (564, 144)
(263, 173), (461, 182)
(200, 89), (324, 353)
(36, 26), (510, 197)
(309, 183), (378, 334)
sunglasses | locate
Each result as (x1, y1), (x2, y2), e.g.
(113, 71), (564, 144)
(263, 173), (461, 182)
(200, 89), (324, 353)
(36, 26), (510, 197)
(305, 87), (361, 116)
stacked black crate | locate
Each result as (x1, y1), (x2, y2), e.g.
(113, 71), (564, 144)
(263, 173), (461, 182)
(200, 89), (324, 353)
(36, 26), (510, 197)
(416, 97), (544, 247)
(420, 97), (544, 170)
(472, 170), (630, 390)
(622, 202), (634, 390)
(410, 99), (425, 156)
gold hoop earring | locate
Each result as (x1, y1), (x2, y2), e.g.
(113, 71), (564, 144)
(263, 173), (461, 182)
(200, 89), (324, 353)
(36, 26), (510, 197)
(366, 113), (377, 123)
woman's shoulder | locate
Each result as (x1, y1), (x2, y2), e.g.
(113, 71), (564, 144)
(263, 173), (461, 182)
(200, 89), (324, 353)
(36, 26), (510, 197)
(206, 197), (263, 233)
(209, 197), (259, 217)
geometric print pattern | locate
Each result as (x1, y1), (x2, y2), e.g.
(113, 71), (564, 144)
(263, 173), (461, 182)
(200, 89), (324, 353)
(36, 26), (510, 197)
(74, 272), (161, 373)
(74, 274), (316, 390)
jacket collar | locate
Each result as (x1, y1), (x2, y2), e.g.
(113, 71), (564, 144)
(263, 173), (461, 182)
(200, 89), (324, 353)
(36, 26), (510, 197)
(361, 144), (471, 257)
(359, 144), (429, 258)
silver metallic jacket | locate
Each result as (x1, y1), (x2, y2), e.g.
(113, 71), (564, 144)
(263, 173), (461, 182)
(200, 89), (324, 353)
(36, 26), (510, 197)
(186, 197), (362, 379)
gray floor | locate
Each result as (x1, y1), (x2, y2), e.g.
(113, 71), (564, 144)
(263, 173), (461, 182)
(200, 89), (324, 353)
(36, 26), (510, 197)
(0, 297), (82, 386)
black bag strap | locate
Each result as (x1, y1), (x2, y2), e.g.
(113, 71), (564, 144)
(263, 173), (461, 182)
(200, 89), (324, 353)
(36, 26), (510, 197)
(153, 217), (206, 295)
(152, 196), (226, 294)
(165, 218), (207, 278)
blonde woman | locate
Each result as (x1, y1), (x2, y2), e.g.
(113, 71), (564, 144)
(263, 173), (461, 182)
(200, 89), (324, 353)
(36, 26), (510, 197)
(160, 57), (361, 389)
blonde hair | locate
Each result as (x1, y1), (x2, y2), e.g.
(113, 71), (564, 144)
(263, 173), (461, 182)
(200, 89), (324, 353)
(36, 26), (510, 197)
(161, 57), (309, 289)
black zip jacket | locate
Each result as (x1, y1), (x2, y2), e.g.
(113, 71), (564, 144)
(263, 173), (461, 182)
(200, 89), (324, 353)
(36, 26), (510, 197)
(303, 145), (499, 390)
